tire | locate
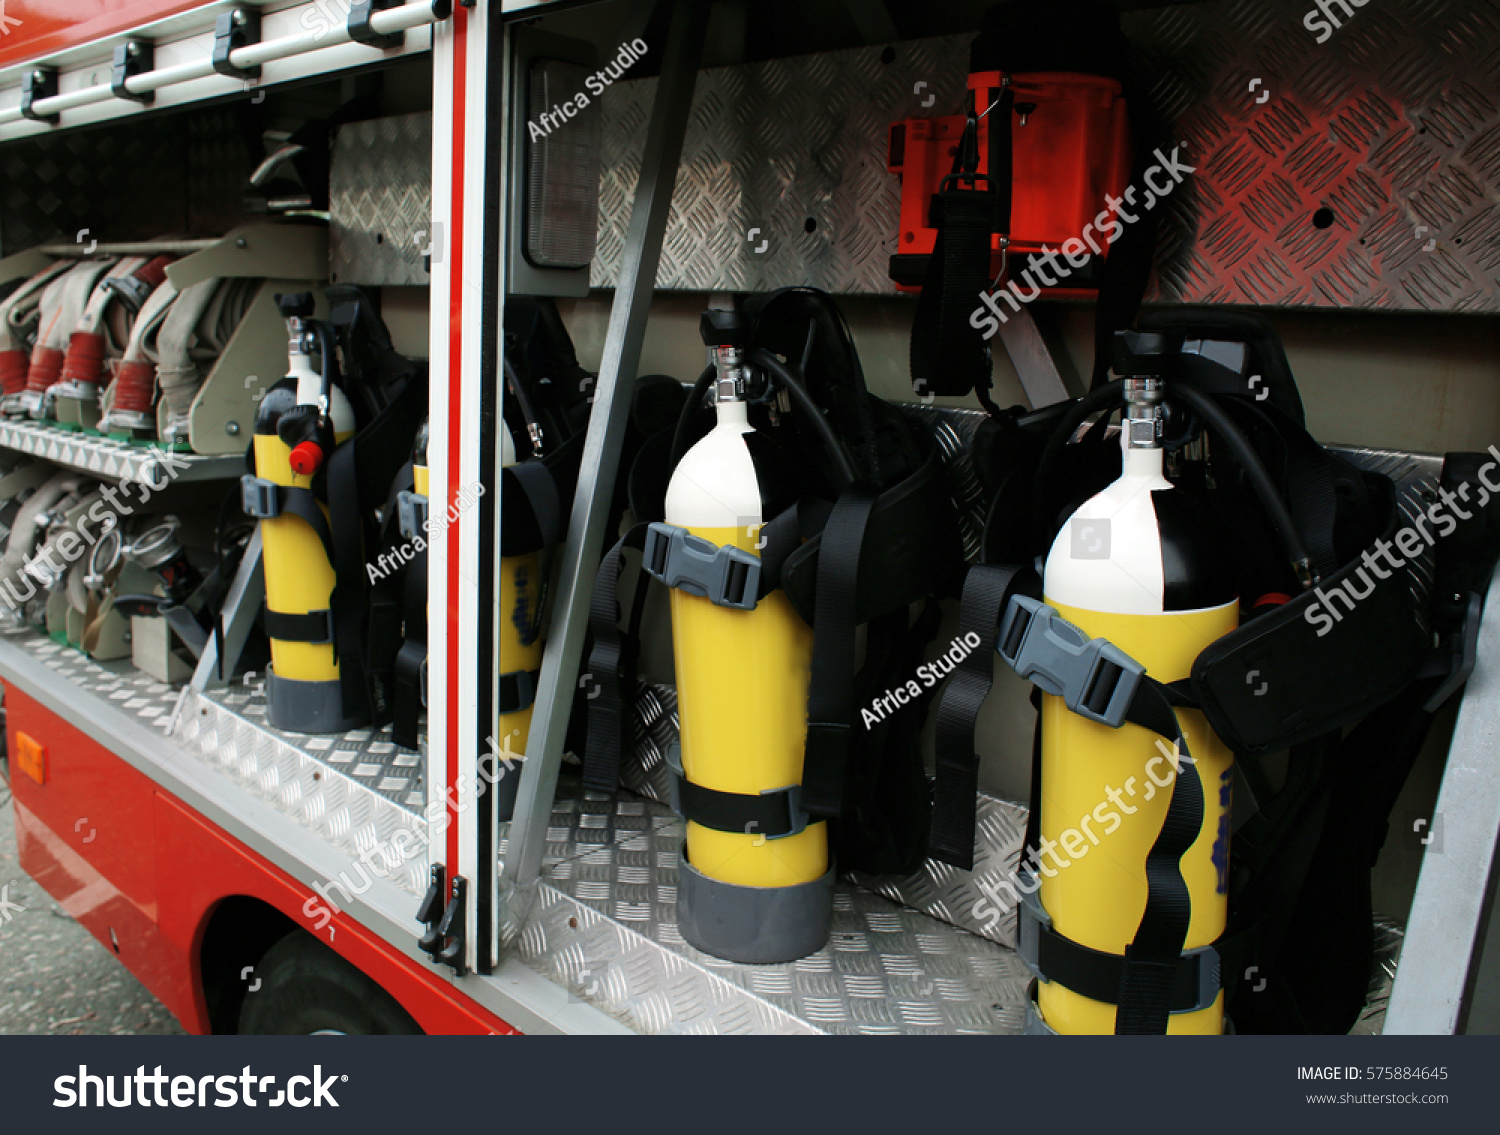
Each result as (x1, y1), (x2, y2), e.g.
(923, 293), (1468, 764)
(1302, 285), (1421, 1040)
(237, 932), (423, 1035)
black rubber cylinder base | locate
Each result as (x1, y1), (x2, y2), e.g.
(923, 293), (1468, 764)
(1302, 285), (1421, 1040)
(676, 846), (834, 964)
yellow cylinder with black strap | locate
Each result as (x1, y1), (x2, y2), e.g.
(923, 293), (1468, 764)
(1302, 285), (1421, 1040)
(497, 421), (544, 783)
(658, 317), (832, 964)
(1026, 371), (1236, 1035)
(246, 295), (362, 733)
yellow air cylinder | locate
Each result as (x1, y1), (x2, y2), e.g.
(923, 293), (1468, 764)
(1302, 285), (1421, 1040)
(251, 377), (359, 732)
(1033, 392), (1237, 1035)
(665, 342), (832, 964)
(496, 422), (543, 777)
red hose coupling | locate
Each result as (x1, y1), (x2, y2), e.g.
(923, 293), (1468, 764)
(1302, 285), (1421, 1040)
(110, 359), (157, 413)
(61, 331), (107, 386)
(136, 256), (174, 290)
(25, 345), (66, 393)
(289, 440), (325, 476)
(0, 349), (28, 396)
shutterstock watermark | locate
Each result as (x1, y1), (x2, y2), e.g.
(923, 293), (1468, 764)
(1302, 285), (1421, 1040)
(969, 146), (1196, 340)
(1303, 0), (1374, 44)
(366, 478), (484, 586)
(0, 882), (24, 925)
(54, 1066), (343, 1108)
(1306, 444), (1500, 637)
(300, 732), (524, 930)
(0, 448), (195, 613)
(971, 732), (1229, 934)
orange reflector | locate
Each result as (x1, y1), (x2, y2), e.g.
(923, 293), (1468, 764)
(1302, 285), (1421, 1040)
(15, 731), (46, 786)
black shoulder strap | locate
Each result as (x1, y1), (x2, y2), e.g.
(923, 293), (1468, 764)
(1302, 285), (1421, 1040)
(910, 102), (999, 402)
(581, 524), (650, 794)
(800, 485), (880, 818)
(929, 561), (1036, 868)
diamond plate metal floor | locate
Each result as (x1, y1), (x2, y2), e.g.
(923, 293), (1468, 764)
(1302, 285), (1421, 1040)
(506, 784), (1033, 1036)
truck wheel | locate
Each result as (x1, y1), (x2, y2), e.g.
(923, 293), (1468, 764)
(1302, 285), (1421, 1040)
(237, 932), (423, 1035)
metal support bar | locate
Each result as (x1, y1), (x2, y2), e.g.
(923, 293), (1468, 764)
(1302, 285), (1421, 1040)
(1386, 559), (1500, 1033)
(0, 1), (452, 128)
(189, 530), (265, 692)
(995, 307), (1070, 409)
(38, 240), (218, 258)
(503, 0), (708, 893)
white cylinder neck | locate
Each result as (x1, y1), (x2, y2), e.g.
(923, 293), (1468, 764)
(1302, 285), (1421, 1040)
(1121, 434), (1169, 486)
(716, 399), (751, 431)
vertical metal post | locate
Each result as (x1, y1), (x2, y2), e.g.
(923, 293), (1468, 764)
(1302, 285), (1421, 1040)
(189, 531), (264, 692)
(1386, 561), (1500, 1033)
(995, 308), (1070, 408)
(503, 0), (708, 892)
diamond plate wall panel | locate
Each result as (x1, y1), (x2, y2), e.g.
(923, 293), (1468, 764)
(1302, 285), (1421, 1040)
(594, 39), (958, 295)
(329, 113), (434, 287)
(172, 685), (431, 898)
(0, 108), (246, 255)
(594, 0), (1500, 311)
(0, 626), (431, 899)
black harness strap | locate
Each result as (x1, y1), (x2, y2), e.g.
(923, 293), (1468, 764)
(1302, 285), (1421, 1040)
(498, 667), (541, 716)
(263, 608), (334, 644)
(268, 484), (337, 568)
(676, 776), (803, 840)
(801, 484), (880, 819)
(910, 103), (997, 401)
(391, 550), (427, 750)
(582, 524), (650, 794)
(503, 459), (563, 558)
(929, 561), (1035, 867)
(1113, 678), (1205, 1035)
(327, 437), (375, 721)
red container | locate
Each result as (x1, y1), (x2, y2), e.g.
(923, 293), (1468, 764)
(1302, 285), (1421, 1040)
(888, 71), (1130, 296)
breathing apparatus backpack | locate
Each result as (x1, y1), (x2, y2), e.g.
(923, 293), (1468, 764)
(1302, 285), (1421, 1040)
(585, 287), (964, 905)
(240, 287), (426, 735)
(934, 310), (1498, 1033)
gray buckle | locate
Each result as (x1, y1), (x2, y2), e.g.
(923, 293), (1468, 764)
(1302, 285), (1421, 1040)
(1018, 878), (1221, 1014)
(1016, 877), (1048, 983)
(397, 490), (429, 540)
(420, 656), (428, 708)
(997, 595), (1144, 728)
(241, 475), (281, 520)
(643, 522), (761, 610)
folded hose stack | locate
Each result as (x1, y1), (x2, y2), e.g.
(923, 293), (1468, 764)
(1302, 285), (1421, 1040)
(0, 248), (257, 449)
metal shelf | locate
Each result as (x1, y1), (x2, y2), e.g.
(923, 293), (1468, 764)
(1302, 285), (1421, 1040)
(0, 419), (242, 484)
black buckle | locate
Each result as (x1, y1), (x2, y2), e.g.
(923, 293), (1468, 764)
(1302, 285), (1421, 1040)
(350, 1), (405, 50)
(498, 668), (540, 716)
(21, 68), (59, 124)
(213, 9), (262, 81)
(112, 41), (155, 105)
